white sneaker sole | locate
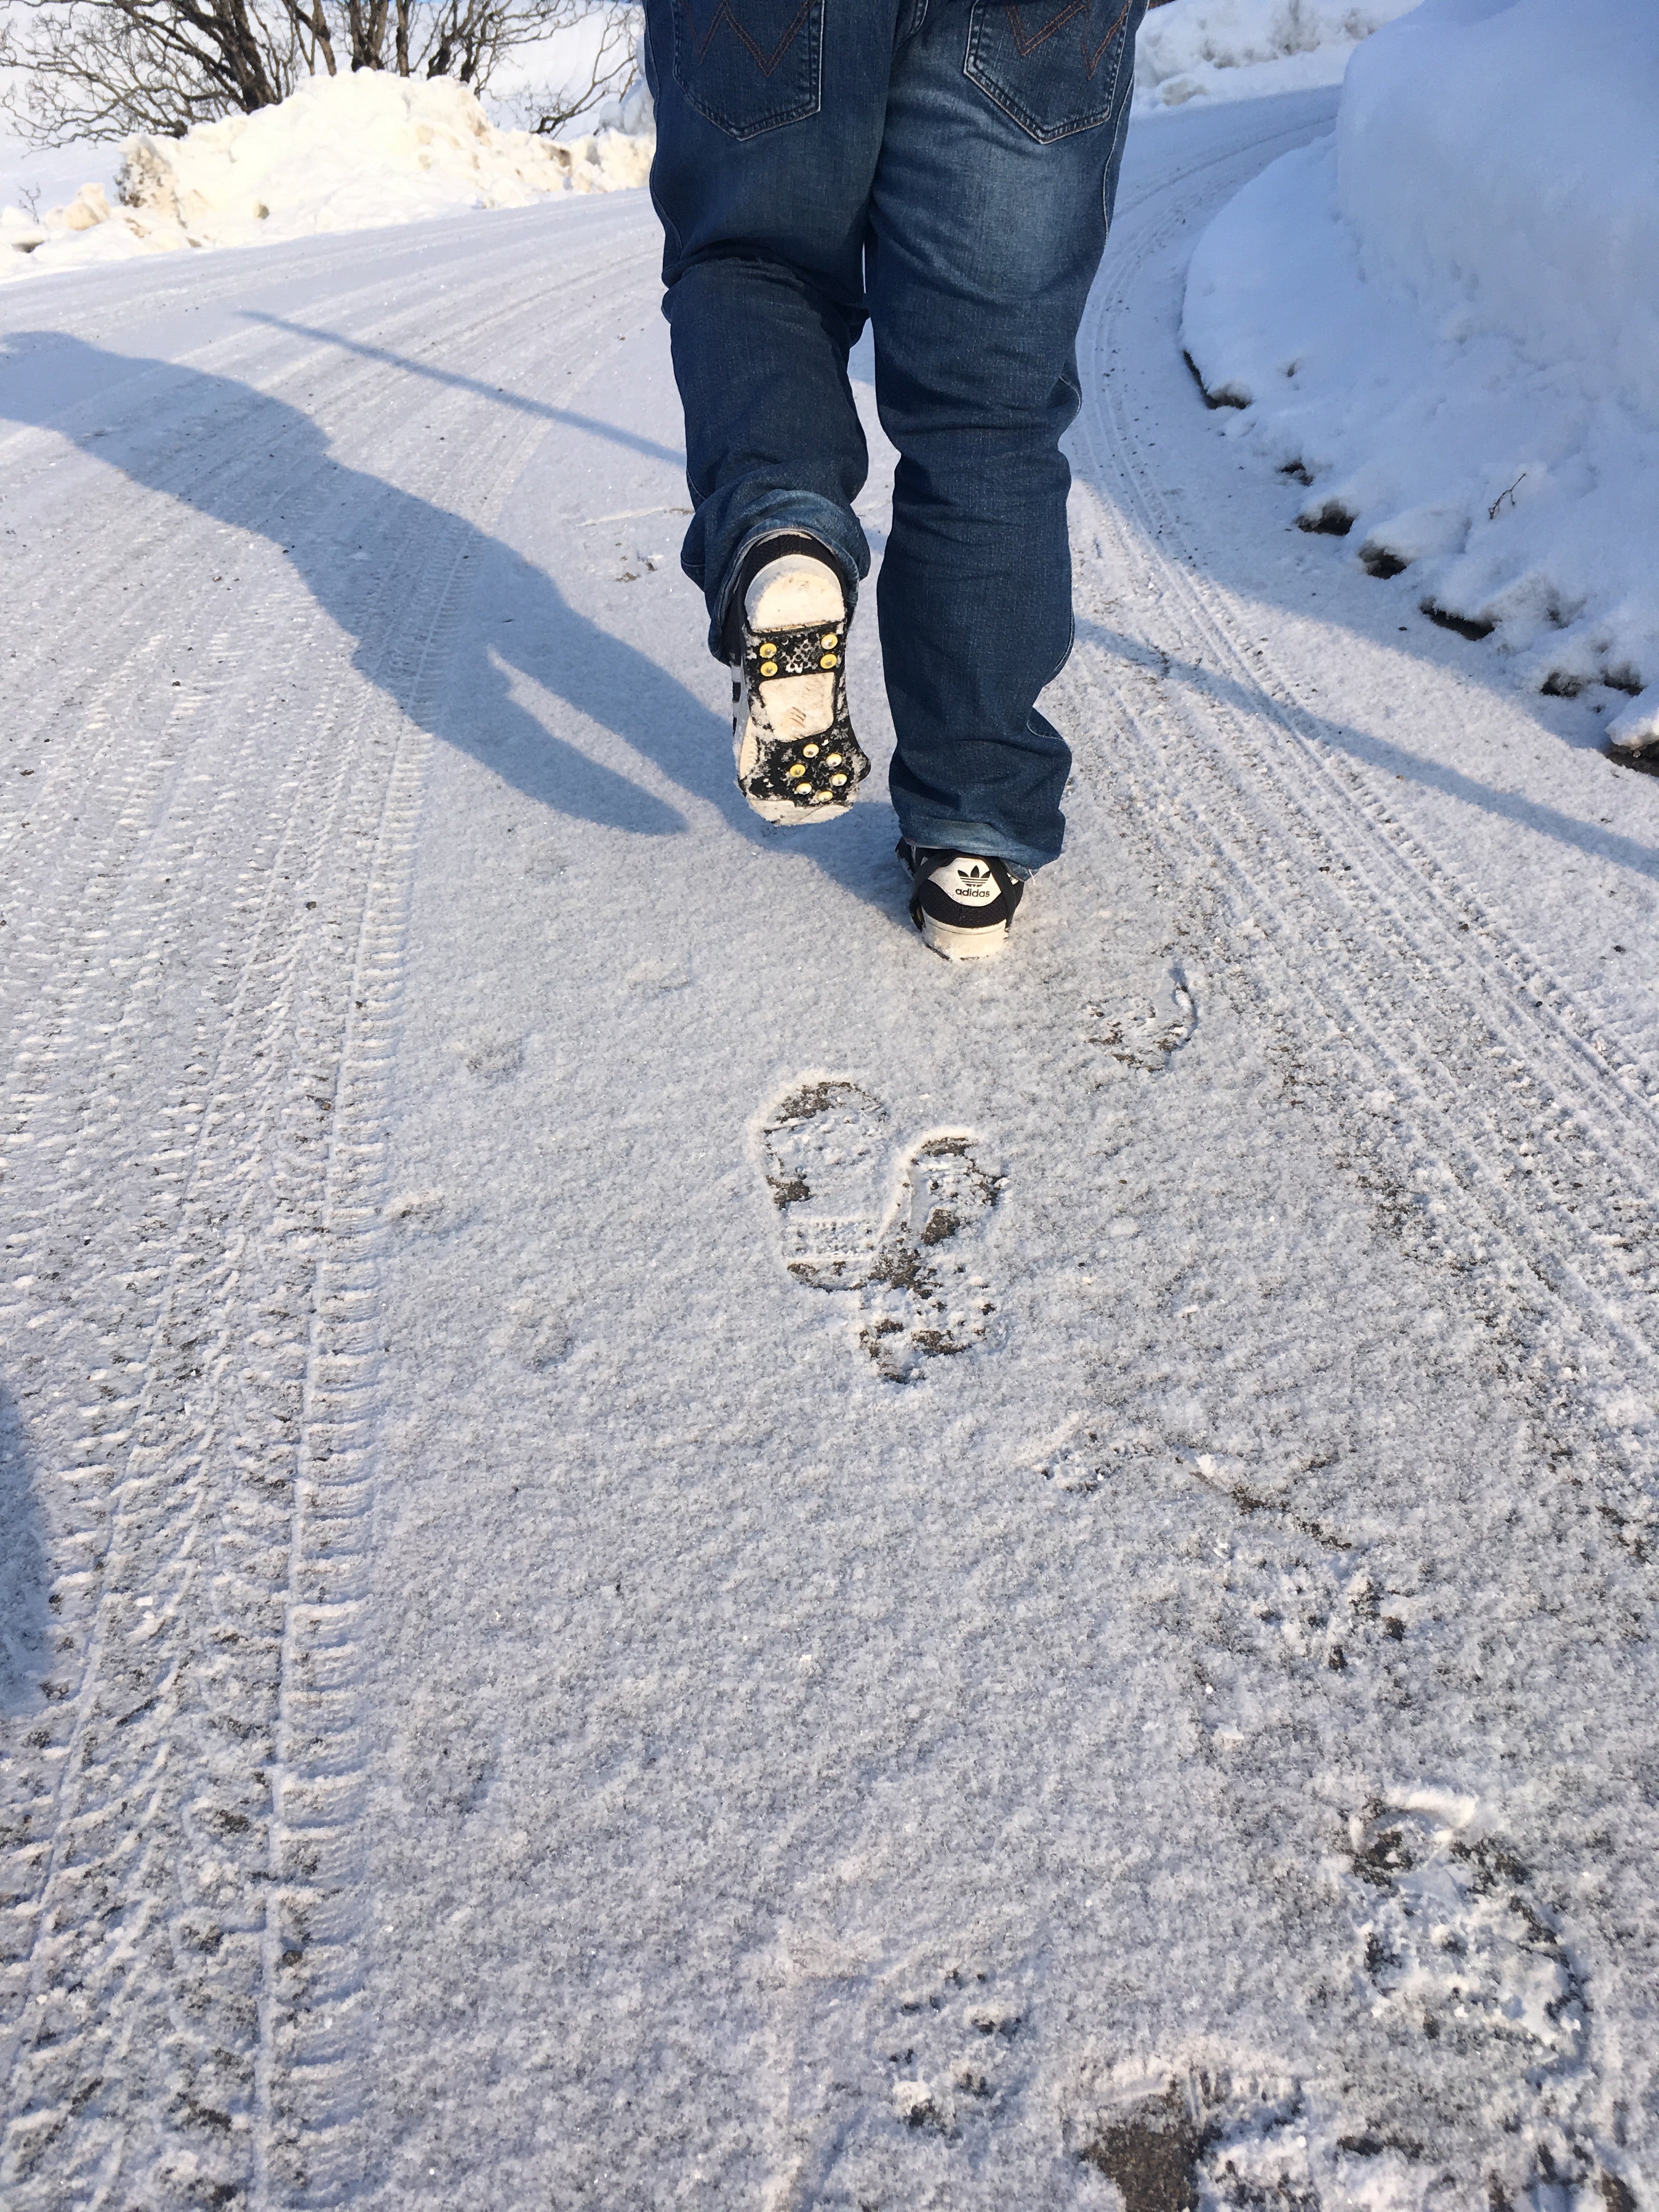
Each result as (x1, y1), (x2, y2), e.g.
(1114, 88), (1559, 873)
(918, 913), (1012, 962)
(741, 789), (854, 827)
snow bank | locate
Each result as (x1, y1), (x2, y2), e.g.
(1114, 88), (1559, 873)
(1135, 0), (1421, 112)
(0, 68), (652, 281)
(1182, 0), (1659, 755)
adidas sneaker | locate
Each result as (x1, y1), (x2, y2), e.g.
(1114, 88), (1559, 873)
(729, 540), (870, 826)
(900, 843), (1024, 961)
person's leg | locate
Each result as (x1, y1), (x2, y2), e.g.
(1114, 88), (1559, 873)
(642, 0), (902, 652)
(869, 0), (1146, 873)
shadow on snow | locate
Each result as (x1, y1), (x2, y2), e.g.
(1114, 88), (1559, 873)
(0, 331), (737, 844)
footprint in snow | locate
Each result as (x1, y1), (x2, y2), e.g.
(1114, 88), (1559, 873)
(766, 1948), (1033, 2200)
(493, 1282), (573, 1371)
(1087, 961), (1197, 1071)
(385, 1186), (472, 1237)
(879, 1962), (1028, 2140)
(1342, 1796), (1585, 2062)
(1058, 1800), (1606, 2209)
(625, 957), (691, 995)
(522, 841), (568, 883)
(759, 1079), (1001, 1382)
(1066, 2036), (1622, 2210)
(455, 1030), (523, 1082)
(1065, 2064), (1304, 2212)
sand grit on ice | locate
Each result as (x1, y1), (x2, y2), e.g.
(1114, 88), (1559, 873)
(1180, 0), (1659, 755)
(0, 68), (652, 281)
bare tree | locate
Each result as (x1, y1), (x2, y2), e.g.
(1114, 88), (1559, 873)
(0, 0), (637, 144)
(0, 0), (300, 139)
(346, 0), (390, 68)
(485, 0), (636, 135)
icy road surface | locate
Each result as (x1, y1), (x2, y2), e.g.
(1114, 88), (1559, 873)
(3, 92), (1658, 2211)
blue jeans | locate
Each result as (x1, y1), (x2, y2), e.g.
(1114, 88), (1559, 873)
(642, 0), (1144, 871)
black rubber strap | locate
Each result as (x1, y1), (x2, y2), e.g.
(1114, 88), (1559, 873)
(721, 532), (847, 664)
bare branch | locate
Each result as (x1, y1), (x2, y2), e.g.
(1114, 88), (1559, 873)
(2, 0), (299, 140)
(481, 0), (636, 130)
(0, 0), (638, 148)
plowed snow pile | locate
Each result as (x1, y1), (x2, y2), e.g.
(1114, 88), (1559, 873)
(1134, 0), (1421, 111)
(1182, 0), (1659, 755)
(0, 68), (651, 281)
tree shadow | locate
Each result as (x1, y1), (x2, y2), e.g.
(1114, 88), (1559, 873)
(241, 311), (689, 471)
(0, 1384), (48, 1717)
(0, 332), (773, 845)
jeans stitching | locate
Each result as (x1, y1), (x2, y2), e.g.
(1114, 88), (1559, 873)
(1001, 0), (1128, 74)
(964, 0), (1132, 139)
(679, 0), (813, 74)
(1077, 0), (1130, 75)
(672, 0), (825, 136)
(998, 0), (1087, 58)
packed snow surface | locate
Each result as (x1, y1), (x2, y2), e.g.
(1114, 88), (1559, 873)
(1182, 0), (1659, 753)
(0, 69), (650, 280)
(1134, 0), (1421, 110)
(3, 76), (1659, 2212)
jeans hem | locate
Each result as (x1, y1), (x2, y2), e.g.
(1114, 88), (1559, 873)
(704, 503), (868, 659)
(895, 817), (1058, 877)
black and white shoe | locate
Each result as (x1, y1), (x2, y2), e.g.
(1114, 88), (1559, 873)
(900, 842), (1024, 962)
(729, 540), (870, 826)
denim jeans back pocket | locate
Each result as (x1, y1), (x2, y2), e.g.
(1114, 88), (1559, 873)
(964, 0), (1134, 143)
(672, 0), (826, 139)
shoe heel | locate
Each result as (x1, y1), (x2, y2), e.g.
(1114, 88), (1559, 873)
(918, 913), (1011, 962)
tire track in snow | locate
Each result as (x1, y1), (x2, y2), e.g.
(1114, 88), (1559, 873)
(1015, 106), (1659, 2196)
(1068, 114), (1659, 1528)
(0, 224), (662, 2205)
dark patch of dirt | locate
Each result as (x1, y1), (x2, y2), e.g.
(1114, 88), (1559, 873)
(1217, 1474), (1353, 1553)
(869, 1242), (930, 1294)
(1077, 2087), (1206, 2211)
(1361, 543), (1409, 579)
(909, 1328), (968, 1356)
(1421, 600), (1496, 640)
(1184, 349), (1248, 410)
(1299, 503), (1355, 538)
(1350, 1820), (1415, 1886)
(770, 1078), (865, 1124)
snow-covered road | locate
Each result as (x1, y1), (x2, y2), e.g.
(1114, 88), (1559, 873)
(4, 93), (1658, 2210)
